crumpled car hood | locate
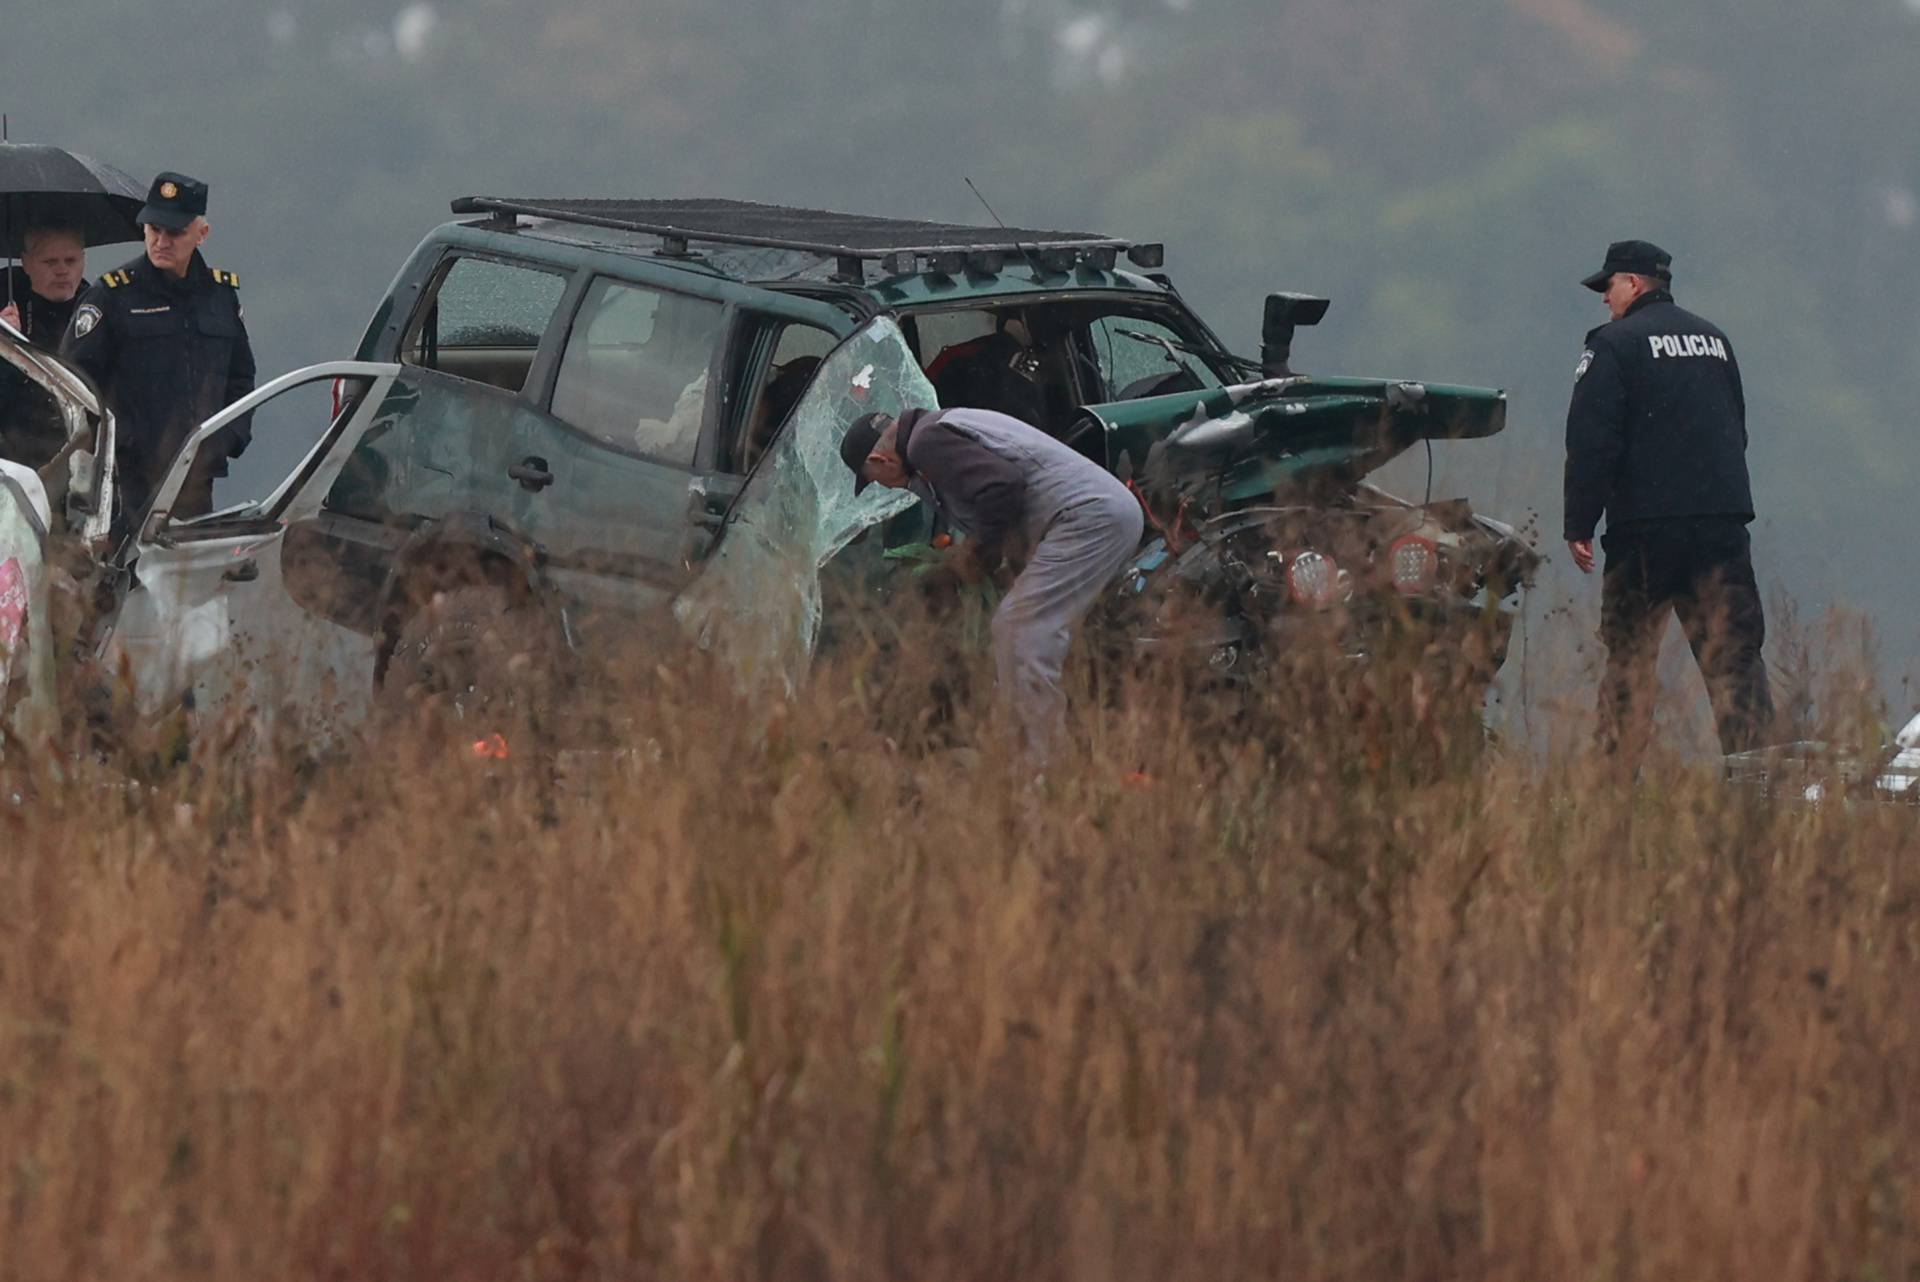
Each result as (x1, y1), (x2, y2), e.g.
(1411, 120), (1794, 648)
(1078, 374), (1507, 502)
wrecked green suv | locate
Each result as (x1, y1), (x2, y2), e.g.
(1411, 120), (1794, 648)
(100, 197), (1536, 728)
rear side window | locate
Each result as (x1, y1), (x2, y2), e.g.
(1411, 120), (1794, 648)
(733, 320), (838, 473)
(404, 256), (566, 395)
(549, 278), (726, 466)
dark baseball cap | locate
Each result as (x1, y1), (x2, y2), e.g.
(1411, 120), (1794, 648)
(136, 171), (209, 231)
(1580, 239), (1672, 292)
(841, 412), (892, 495)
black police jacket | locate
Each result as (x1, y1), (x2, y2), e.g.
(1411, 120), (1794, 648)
(60, 249), (255, 509)
(4, 269), (91, 470)
(1562, 290), (1753, 541)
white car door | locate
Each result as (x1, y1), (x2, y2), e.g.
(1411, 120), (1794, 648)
(0, 314), (115, 550)
(104, 361), (402, 739)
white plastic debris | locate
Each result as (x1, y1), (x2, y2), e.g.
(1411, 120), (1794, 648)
(1896, 711), (1920, 750)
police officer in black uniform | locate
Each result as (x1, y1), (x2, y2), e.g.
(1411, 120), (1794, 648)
(61, 171), (255, 522)
(1564, 239), (1774, 771)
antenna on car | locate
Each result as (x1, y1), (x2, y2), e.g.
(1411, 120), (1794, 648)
(963, 177), (1051, 280)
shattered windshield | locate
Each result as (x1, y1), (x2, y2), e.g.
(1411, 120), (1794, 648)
(1088, 313), (1226, 399)
(675, 316), (929, 688)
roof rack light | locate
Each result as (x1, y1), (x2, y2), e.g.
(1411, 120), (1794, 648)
(927, 250), (967, 277)
(1085, 246), (1118, 271)
(1036, 247), (1076, 274)
(880, 251), (915, 276)
(1127, 243), (1165, 270)
(965, 249), (1007, 274)
(834, 255), (865, 283)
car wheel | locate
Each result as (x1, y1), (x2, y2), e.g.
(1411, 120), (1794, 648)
(383, 583), (558, 740)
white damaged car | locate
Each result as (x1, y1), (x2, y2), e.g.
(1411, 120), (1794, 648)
(1, 314), (402, 745)
(1723, 709), (1920, 806)
(1, 315), (115, 748)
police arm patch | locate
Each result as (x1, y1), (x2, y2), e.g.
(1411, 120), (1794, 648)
(1574, 348), (1594, 382)
(72, 304), (102, 338)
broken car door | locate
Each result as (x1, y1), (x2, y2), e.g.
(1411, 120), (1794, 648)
(674, 314), (932, 687)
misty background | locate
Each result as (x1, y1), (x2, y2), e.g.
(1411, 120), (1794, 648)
(6, 0), (1917, 733)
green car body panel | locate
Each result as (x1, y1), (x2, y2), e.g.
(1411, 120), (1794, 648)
(328, 199), (1522, 686)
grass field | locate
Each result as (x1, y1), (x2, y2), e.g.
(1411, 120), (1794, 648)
(2, 631), (1917, 1280)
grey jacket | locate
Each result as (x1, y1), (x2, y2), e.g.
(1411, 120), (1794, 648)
(897, 407), (1135, 561)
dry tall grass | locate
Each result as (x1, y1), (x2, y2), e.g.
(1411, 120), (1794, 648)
(2, 624), (1916, 1281)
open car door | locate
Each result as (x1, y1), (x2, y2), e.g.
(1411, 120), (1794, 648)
(674, 315), (929, 688)
(0, 315), (116, 551)
(103, 361), (402, 737)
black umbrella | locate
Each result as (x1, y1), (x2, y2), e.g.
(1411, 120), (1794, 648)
(1, 142), (146, 310)
(0, 142), (145, 251)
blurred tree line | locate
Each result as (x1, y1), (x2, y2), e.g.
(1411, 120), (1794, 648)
(5, 0), (1917, 687)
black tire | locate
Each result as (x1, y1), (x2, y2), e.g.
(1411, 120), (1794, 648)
(383, 584), (559, 738)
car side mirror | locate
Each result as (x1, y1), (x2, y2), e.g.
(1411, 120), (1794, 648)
(1261, 293), (1331, 377)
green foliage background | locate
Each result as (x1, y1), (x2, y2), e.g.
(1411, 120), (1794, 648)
(5, 0), (1916, 702)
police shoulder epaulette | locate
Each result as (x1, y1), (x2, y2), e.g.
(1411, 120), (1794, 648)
(211, 269), (240, 288)
(101, 269), (132, 288)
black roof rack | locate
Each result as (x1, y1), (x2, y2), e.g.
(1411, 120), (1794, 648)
(450, 196), (1140, 263)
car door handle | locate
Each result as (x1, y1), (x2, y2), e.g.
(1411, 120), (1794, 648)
(508, 457), (554, 491)
(222, 559), (259, 583)
(686, 476), (743, 532)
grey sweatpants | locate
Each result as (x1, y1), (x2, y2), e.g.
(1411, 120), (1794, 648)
(990, 490), (1145, 761)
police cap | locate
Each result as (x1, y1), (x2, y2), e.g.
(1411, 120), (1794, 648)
(1580, 239), (1672, 292)
(136, 171), (210, 231)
